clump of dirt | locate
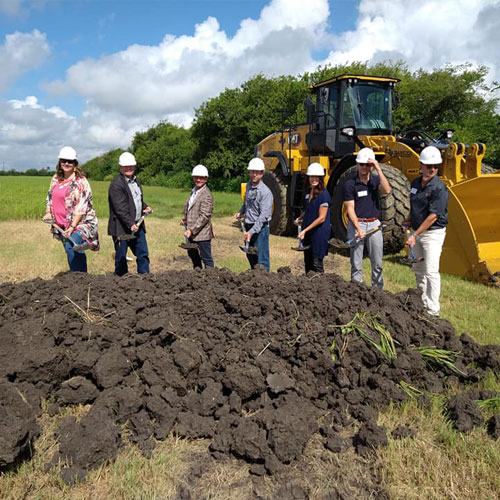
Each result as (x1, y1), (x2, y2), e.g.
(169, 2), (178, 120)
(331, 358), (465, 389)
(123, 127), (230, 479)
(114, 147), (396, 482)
(0, 269), (498, 492)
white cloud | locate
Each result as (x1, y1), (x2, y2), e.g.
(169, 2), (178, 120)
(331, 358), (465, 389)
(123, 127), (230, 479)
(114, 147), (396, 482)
(324, 0), (500, 83)
(44, 0), (329, 118)
(0, 29), (50, 92)
(0, 0), (48, 16)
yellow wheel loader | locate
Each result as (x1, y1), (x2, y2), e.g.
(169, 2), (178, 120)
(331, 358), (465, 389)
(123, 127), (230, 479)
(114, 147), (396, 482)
(253, 74), (500, 285)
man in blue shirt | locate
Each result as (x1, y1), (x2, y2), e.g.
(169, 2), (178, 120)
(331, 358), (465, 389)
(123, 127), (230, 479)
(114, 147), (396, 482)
(234, 158), (273, 271)
(343, 147), (391, 289)
(403, 146), (449, 317)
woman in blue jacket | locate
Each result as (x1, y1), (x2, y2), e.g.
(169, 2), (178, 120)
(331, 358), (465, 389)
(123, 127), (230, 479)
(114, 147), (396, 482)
(297, 163), (331, 273)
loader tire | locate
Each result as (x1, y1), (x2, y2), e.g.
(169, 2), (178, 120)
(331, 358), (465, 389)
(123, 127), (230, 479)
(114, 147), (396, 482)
(331, 164), (410, 254)
(262, 171), (294, 236)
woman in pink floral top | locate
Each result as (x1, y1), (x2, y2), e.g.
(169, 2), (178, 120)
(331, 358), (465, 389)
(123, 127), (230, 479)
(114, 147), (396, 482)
(43, 146), (99, 272)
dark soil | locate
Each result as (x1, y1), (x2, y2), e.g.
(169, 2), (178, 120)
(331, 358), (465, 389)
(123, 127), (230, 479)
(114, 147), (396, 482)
(0, 269), (499, 498)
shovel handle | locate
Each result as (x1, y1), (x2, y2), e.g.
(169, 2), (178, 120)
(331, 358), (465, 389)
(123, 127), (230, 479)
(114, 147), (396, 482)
(43, 220), (79, 246)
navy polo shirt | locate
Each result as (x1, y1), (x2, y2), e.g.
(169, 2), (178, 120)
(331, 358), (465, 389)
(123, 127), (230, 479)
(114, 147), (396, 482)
(410, 175), (449, 230)
(343, 174), (381, 219)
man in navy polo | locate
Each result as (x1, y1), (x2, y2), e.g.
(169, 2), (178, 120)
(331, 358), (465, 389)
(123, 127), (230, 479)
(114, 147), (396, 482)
(343, 147), (391, 289)
(403, 146), (449, 317)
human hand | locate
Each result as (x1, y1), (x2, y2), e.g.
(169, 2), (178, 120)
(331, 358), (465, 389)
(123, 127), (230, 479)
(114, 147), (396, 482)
(367, 158), (381, 172)
(234, 212), (242, 220)
(62, 226), (74, 238)
(184, 229), (192, 239)
(355, 229), (365, 240)
(143, 206), (152, 214)
(42, 213), (53, 223)
(131, 224), (139, 232)
(406, 234), (416, 248)
(244, 231), (251, 242)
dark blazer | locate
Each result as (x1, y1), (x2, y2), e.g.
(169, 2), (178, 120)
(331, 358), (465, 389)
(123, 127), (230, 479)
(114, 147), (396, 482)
(108, 173), (147, 237)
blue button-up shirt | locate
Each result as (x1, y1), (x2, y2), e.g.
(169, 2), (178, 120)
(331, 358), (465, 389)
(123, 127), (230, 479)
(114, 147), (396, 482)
(239, 181), (273, 235)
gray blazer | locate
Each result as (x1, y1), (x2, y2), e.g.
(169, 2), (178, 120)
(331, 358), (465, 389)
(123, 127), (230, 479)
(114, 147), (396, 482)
(183, 185), (214, 241)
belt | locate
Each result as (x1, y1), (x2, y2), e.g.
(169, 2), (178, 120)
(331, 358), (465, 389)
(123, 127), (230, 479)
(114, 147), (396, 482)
(358, 217), (379, 222)
(244, 221), (268, 230)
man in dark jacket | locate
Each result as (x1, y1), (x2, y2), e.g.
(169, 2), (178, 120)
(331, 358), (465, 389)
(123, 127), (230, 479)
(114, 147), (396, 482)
(108, 152), (152, 276)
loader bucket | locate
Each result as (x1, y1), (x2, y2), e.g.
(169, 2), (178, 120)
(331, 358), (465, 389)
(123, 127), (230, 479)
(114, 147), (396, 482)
(441, 174), (500, 285)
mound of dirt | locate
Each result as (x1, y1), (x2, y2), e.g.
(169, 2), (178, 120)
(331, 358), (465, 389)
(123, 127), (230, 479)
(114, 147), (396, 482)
(0, 269), (498, 488)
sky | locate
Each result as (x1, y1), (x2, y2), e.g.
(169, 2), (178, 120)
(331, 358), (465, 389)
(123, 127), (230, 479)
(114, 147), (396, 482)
(0, 0), (499, 171)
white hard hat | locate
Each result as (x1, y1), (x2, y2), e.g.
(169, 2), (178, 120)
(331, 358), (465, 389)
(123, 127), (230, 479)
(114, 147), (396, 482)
(119, 152), (137, 167)
(191, 164), (209, 177)
(306, 163), (325, 176)
(58, 146), (77, 161)
(419, 146), (442, 165)
(248, 158), (265, 171)
(356, 147), (375, 163)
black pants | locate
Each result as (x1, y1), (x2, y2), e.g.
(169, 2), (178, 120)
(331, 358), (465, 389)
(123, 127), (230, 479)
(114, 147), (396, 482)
(187, 240), (214, 268)
(304, 248), (324, 274)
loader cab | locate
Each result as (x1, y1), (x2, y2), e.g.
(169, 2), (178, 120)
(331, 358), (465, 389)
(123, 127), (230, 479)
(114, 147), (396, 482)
(306, 75), (399, 157)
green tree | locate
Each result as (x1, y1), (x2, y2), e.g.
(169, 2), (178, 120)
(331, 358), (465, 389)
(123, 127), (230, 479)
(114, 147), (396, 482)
(82, 148), (124, 180)
(132, 122), (195, 184)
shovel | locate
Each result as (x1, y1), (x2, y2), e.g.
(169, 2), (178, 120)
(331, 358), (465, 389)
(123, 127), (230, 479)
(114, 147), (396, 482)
(291, 222), (311, 251)
(329, 225), (384, 250)
(238, 218), (258, 255)
(178, 222), (199, 250)
(43, 219), (90, 251)
(117, 212), (151, 242)
(400, 229), (425, 265)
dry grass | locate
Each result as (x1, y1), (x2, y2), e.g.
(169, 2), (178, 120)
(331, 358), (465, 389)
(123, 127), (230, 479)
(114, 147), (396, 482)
(377, 398), (500, 500)
(0, 217), (348, 282)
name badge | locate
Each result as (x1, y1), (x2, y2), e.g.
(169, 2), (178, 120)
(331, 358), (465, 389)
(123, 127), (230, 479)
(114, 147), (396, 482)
(358, 190), (368, 197)
(411, 187), (418, 194)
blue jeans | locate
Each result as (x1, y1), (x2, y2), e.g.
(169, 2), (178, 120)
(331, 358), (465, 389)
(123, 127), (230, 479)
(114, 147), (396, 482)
(188, 240), (214, 268)
(63, 230), (87, 273)
(246, 224), (270, 271)
(113, 227), (150, 276)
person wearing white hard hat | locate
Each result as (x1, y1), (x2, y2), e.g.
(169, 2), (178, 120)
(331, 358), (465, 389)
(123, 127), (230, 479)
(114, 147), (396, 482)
(295, 163), (331, 273)
(108, 151), (152, 276)
(182, 164), (215, 268)
(402, 146), (449, 317)
(43, 146), (100, 272)
(233, 157), (273, 271)
(343, 147), (391, 289)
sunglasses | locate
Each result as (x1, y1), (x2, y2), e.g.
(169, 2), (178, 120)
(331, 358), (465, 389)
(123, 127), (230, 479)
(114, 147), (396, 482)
(60, 159), (76, 165)
(358, 163), (371, 167)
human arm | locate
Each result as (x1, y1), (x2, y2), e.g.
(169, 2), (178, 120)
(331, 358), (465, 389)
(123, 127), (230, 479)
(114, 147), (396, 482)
(406, 213), (437, 248)
(109, 179), (135, 230)
(190, 192), (214, 237)
(248, 186), (273, 235)
(369, 158), (391, 195)
(345, 200), (364, 239)
(298, 205), (328, 240)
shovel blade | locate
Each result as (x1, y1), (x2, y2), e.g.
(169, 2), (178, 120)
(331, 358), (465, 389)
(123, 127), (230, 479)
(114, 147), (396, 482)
(179, 242), (199, 250)
(117, 233), (136, 242)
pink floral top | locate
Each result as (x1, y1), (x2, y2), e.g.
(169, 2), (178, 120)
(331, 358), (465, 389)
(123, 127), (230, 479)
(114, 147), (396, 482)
(46, 174), (100, 251)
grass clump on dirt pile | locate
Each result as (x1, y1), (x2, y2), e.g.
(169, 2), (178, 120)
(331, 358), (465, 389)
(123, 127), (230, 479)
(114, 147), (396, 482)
(0, 270), (499, 500)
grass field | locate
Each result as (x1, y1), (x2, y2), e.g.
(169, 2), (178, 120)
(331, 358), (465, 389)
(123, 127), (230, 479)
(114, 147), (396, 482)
(0, 177), (499, 499)
(0, 176), (241, 221)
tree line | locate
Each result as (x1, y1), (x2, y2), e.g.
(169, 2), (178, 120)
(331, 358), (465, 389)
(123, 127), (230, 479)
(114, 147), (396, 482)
(82, 61), (500, 190)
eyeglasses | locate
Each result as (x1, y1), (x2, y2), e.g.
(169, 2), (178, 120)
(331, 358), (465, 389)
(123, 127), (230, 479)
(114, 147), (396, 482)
(60, 159), (76, 165)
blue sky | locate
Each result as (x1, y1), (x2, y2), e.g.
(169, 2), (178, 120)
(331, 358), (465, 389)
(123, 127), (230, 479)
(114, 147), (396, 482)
(0, 0), (498, 170)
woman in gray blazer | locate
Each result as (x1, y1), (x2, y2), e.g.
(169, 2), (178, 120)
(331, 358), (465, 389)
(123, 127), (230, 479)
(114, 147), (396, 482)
(182, 164), (214, 268)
